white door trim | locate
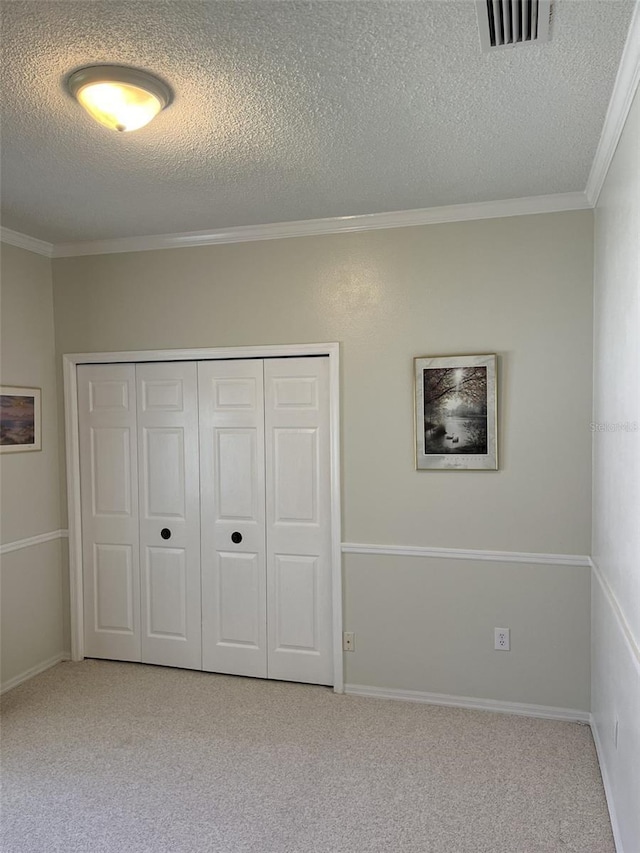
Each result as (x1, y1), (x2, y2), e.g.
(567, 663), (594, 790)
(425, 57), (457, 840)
(63, 343), (344, 692)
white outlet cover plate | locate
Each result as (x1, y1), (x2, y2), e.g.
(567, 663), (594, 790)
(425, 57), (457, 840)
(494, 627), (510, 650)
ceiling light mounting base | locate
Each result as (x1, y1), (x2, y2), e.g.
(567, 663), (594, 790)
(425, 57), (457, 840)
(67, 64), (172, 132)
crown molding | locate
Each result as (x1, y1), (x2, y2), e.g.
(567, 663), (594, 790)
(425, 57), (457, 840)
(2, 191), (592, 261)
(51, 191), (590, 258)
(586, 0), (640, 207)
(0, 227), (54, 257)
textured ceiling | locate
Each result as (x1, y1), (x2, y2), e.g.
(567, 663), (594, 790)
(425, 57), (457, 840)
(0, 0), (634, 243)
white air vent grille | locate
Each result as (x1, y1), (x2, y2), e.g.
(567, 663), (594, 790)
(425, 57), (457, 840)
(477, 0), (551, 52)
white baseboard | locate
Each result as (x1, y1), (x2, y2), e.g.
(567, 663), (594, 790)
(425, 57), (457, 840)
(344, 683), (590, 723)
(591, 716), (624, 853)
(0, 652), (69, 695)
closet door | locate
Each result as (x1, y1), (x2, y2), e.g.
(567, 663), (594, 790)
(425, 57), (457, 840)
(198, 360), (267, 677)
(264, 357), (333, 685)
(78, 364), (140, 662)
(137, 362), (202, 670)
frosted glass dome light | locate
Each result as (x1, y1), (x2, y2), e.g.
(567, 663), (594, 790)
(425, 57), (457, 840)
(67, 65), (172, 132)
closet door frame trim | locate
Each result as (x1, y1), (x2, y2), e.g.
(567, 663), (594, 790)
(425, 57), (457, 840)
(63, 343), (343, 692)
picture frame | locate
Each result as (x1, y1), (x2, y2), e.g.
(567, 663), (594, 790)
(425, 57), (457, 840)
(414, 354), (497, 470)
(0, 386), (42, 453)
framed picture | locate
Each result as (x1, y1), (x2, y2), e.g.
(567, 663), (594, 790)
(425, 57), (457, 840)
(0, 386), (42, 453)
(414, 354), (497, 470)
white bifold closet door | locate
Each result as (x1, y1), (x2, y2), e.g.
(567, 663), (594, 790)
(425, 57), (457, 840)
(264, 357), (333, 685)
(198, 359), (268, 678)
(79, 364), (140, 662)
(79, 356), (332, 685)
(198, 357), (332, 685)
(136, 362), (201, 670)
(79, 362), (202, 671)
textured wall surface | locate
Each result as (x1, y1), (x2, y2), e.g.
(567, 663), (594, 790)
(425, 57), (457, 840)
(0, 244), (66, 689)
(53, 210), (594, 709)
(0, 0), (633, 242)
(592, 87), (640, 851)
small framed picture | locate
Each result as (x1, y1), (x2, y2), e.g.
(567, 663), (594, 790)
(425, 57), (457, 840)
(414, 355), (497, 470)
(0, 387), (42, 453)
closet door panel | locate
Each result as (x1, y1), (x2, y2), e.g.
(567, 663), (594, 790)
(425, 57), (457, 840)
(145, 547), (188, 638)
(265, 357), (333, 685)
(273, 554), (319, 651)
(137, 362), (201, 670)
(93, 543), (135, 633)
(143, 428), (186, 518)
(90, 428), (133, 517)
(78, 364), (141, 661)
(199, 360), (267, 678)
(216, 551), (262, 645)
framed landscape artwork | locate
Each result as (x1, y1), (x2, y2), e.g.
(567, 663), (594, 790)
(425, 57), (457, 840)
(414, 354), (497, 470)
(0, 387), (42, 453)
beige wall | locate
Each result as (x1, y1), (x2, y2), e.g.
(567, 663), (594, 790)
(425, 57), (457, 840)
(592, 86), (640, 850)
(346, 554), (590, 708)
(1, 243), (66, 689)
(53, 211), (594, 551)
(1, 246), (60, 539)
(52, 210), (594, 710)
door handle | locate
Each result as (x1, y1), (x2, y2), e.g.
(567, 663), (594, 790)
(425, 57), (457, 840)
(160, 528), (172, 540)
(231, 531), (242, 544)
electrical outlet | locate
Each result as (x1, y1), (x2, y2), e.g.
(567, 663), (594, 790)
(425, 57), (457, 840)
(494, 627), (510, 651)
(343, 632), (355, 652)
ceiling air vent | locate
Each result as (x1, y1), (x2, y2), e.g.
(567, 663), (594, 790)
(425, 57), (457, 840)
(477, 0), (551, 52)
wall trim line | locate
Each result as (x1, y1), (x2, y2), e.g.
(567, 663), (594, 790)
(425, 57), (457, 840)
(590, 557), (640, 674)
(590, 716), (625, 853)
(585, 1), (640, 206)
(0, 529), (69, 556)
(50, 192), (590, 258)
(0, 227), (54, 258)
(0, 653), (69, 695)
(342, 541), (590, 567)
(344, 683), (590, 723)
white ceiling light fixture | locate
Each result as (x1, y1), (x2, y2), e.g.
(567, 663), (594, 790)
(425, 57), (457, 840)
(67, 65), (172, 132)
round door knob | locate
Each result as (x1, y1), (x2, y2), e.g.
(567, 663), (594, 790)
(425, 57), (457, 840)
(231, 531), (242, 544)
(160, 528), (172, 540)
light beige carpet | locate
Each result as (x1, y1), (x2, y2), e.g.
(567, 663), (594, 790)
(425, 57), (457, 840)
(1, 660), (613, 853)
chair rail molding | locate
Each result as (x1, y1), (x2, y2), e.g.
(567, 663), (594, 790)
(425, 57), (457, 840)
(342, 541), (591, 567)
(0, 529), (68, 556)
(590, 556), (640, 673)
